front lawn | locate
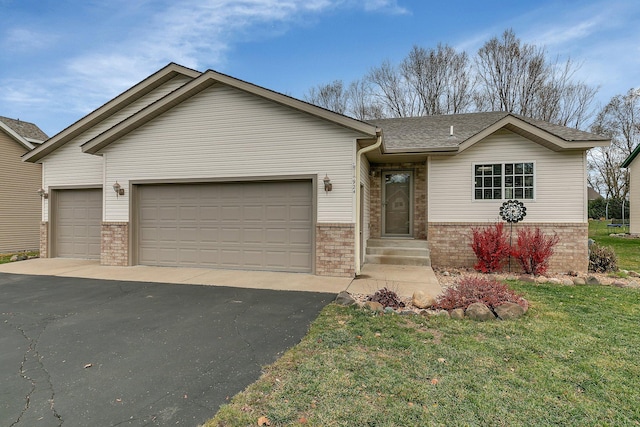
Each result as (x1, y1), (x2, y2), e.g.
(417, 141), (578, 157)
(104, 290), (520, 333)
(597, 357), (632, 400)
(589, 220), (640, 272)
(206, 282), (640, 426)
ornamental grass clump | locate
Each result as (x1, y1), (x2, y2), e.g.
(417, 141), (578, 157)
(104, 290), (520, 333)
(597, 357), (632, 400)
(589, 243), (618, 273)
(470, 222), (511, 273)
(367, 287), (405, 309)
(434, 276), (528, 311)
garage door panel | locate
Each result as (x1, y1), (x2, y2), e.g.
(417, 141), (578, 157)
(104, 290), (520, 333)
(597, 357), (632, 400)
(137, 181), (312, 272)
(54, 189), (102, 259)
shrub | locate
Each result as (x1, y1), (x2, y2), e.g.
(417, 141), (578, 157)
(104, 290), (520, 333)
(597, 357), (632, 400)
(368, 287), (405, 309)
(470, 222), (511, 273)
(434, 276), (528, 311)
(589, 244), (618, 273)
(511, 227), (559, 276)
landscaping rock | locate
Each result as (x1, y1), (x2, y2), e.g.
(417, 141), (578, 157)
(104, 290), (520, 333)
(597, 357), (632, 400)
(9, 255), (18, 262)
(586, 276), (601, 286)
(518, 275), (536, 283)
(465, 303), (495, 321)
(535, 276), (549, 284)
(435, 310), (450, 318)
(384, 307), (395, 314)
(628, 280), (640, 288)
(494, 302), (526, 320)
(562, 278), (575, 286)
(412, 291), (436, 309)
(547, 278), (562, 285)
(612, 280), (627, 288)
(364, 301), (384, 312)
(335, 291), (356, 306)
(629, 271), (640, 278)
(450, 308), (465, 319)
(573, 277), (586, 285)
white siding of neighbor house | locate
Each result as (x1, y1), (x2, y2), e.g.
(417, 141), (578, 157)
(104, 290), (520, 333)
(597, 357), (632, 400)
(428, 129), (587, 223)
(40, 75), (194, 221)
(101, 84), (363, 223)
(629, 159), (640, 234)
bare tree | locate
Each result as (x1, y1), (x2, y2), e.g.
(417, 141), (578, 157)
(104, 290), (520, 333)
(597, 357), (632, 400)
(304, 80), (348, 114)
(367, 60), (419, 117)
(401, 44), (473, 115)
(346, 78), (384, 120)
(589, 88), (640, 199)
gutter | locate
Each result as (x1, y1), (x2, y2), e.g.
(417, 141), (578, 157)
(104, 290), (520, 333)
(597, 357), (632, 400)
(354, 129), (383, 276)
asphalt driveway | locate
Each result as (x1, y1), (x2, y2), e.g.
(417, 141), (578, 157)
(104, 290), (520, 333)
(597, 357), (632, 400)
(0, 273), (334, 426)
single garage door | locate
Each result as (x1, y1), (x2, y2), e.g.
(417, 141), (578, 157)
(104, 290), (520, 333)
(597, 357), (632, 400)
(137, 181), (313, 272)
(54, 188), (102, 259)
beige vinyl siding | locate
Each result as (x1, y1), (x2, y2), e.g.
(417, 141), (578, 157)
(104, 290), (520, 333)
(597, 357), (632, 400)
(41, 75), (193, 221)
(0, 132), (42, 252)
(428, 129), (587, 223)
(101, 84), (361, 223)
(629, 159), (640, 234)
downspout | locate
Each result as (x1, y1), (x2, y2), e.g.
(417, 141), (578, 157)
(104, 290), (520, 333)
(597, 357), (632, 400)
(355, 129), (383, 276)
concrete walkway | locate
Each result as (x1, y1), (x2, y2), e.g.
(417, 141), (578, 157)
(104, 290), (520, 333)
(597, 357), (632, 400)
(0, 258), (442, 297)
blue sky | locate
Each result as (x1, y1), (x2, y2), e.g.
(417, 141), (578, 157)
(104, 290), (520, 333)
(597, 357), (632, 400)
(1, 0), (638, 137)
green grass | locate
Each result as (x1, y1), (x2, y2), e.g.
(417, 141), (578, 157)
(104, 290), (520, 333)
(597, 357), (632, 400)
(0, 251), (38, 264)
(206, 282), (640, 426)
(589, 220), (640, 272)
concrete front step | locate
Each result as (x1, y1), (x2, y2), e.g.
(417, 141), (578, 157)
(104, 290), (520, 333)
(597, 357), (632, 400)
(365, 238), (430, 267)
(364, 254), (431, 267)
(366, 238), (429, 249)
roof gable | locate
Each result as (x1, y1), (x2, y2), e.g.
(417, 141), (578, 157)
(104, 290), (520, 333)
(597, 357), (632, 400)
(82, 69), (379, 154)
(0, 116), (48, 150)
(622, 144), (640, 168)
(23, 63), (201, 163)
(370, 112), (610, 155)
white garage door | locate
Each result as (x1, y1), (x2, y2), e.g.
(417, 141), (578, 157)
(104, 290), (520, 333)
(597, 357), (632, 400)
(137, 181), (313, 272)
(54, 188), (102, 259)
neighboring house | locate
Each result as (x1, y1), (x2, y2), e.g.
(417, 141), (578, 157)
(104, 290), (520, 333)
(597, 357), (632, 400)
(23, 63), (610, 276)
(0, 116), (47, 253)
(587, 187), (603, 201)
(622, 146), (640, 234)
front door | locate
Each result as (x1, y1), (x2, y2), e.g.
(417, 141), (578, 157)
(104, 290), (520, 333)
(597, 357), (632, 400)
(382, 171), (413, 237)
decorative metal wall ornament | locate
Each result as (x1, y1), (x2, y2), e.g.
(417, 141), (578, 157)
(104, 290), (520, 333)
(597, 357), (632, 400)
(500, 200), (527, 223)
(500, 200), (527, 272)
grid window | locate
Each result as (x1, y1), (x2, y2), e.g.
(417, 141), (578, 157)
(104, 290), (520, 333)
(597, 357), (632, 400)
(474, 162), (534, 200)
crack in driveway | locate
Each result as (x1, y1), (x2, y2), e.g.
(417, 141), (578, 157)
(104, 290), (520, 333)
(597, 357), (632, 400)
(6, 314), (65, 427)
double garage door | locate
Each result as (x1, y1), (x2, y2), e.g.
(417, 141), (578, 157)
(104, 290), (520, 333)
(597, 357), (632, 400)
(137, 181), (313, 272)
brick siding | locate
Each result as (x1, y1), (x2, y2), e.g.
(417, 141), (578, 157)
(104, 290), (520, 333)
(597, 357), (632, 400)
(316, 223), (355, 277)
(428, 222), (589, 273)
(40, 221), (48, 258)
(101, 222), (129, 266)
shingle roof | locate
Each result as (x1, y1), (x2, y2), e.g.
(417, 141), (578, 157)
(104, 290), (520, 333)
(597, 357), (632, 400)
(0, 116), (48, 141)
(368, 112), (609, 152)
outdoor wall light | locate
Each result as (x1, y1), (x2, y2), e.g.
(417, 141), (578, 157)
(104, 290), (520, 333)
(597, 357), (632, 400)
(37, 188), (48, 199)
(113, 181), (125, 197)
(323, 174), (332, 192)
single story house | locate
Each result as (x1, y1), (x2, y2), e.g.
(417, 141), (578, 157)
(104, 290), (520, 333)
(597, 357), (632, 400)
(622, 146), (640, 234)
(0, 116), (46, 253)
(23, 63), (610, 276)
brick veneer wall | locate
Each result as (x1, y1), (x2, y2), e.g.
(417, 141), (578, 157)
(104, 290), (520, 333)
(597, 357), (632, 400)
(40, 221), (48, 258)
(316, 223), (355, 277)
(101, 222), (129, 266)
(370, 162), (427, 239)
(428, 222), (589, 273)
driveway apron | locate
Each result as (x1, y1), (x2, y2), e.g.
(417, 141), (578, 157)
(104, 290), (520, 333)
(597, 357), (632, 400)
(0, 273), (333, 426)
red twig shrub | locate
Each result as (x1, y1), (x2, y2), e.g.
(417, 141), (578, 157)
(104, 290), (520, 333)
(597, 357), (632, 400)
(511, 227), (559, 276)
(470, 222), (511, 273)
(434, 276), (528, 311)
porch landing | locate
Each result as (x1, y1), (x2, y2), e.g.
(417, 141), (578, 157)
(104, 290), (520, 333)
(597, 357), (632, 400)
(347, 264), (442, 298)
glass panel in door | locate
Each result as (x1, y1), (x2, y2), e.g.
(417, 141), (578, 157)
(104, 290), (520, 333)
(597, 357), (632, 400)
(383, 171), (412, 236)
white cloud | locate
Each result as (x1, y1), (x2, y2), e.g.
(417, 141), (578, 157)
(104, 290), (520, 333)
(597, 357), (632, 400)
(1, 28), (57, 52)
